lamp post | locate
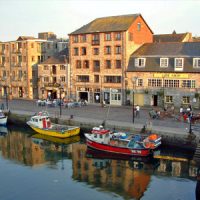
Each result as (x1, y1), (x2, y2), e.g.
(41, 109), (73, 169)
(5, 86), (8, 110)
(59, 85), (64, 117)
(131, 77), (138, 123)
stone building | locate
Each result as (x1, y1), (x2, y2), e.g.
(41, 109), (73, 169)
(69, 14), (153, 105)
(38, 48), (69, 100)
(0, 33), (68, 99)
(127, 42), (200, 108)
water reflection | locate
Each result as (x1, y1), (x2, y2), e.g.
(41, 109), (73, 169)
(0, 126), (198, 200)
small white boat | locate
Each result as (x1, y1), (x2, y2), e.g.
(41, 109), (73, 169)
(0, 110), (7, 126)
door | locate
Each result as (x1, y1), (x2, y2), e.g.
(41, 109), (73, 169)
(134, 94), (144, 106)
(153, 95), (158, 106)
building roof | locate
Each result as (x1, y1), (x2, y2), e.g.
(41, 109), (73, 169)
(40, 48), (68, 65)
(127, 42), (200, 73)
(70, 14), (143, 35)
(17, 36), (37, 41)
(153, 32), (190, 43)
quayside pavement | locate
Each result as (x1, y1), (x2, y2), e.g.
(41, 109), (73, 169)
(3, 99), (200, 138)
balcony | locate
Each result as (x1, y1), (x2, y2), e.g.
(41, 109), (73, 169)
(15, 62), (22, 67)
(92, 40), (100, 46)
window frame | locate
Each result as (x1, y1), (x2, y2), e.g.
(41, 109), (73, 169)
(160, 58), (169, 68)
(135, 58), (146, 67)
(193, 58), (200, 68)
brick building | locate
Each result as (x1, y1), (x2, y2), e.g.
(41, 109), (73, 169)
(0, 33), (68, 99)
(127, 42), (200, 108)
(38, 48), (69, 100)
(69, 14), (153, 105)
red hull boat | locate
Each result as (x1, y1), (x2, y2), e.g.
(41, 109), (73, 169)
(84, 126), (161, 157)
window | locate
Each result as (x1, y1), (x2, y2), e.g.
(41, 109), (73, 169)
(160, 58), (169, 68)
(175, 58), (184, 71)
(32, 56), (35, 62)
(105, 33), (111, 41)
(137, 79), (143, 86)
(115, 60), (121, 68)
(165, 96), (173, 103)
(115, 32), (121, 40)
(83, 60), (89, 68)
(81, 47), (87, 55)
(60, 65), (66, 70)
(135, 58), (146, 67)
(182, 80), (195, 88)
(148, 79), (162, 87)
(73, 35), (79, 43)
(93, 60), (100, 68)
(105, 60), (111, 69)
(137, 23), (141, 31)
(93, 48), (99, 55)
(43, 65), (49, 70)
(182, 96), (190, 104)
(76, 60), (81, 68)
(44, 77), (49, 82)
(60, 76), (66, 82)
(92, 34), (100, 45)
(115, 46), (121, 54)
(94, 75), (99, 83)
(104, 76), (121, 83)
(77, 75), (89, 82)
(164, 80), (180, 88)
(31, 43), (34, 48)
(193, 58), (200, 68)
(105, 46), (111, 54)
(74, 48), (79, 56)
(81, 35), (87, 42)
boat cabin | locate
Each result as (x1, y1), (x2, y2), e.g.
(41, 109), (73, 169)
(91, 127), (111, 144)
(30, 113), (52, 129)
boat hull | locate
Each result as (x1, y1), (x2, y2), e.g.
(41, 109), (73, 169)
(28, 123), (80, 138)
(32, 134), (80, 144)
(0, 116), (7, 126)
(86, 137), (151, 157)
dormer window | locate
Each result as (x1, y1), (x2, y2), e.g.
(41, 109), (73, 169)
(193, 58), (200, 68)
(174, 58), (184, 71)
(160, 58), (168, 68)
(135, 58), (146, 67)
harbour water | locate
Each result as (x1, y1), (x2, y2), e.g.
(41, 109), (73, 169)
(0, 125), (197, 200)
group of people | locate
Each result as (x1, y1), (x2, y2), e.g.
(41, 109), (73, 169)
(179, 105), (193, 122)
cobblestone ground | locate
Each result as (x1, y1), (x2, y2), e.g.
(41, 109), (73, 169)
(1, 99), (195, 131)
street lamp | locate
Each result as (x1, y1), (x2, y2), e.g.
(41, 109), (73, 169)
(131, 77), (138, 123)
(59, 85), (64, 117)
(5, 86), (8, 110)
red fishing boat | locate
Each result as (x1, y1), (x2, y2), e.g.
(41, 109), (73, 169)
(84, 126), (161, 157)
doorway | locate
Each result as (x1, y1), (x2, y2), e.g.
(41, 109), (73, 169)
(152, 95), (158, 106)
(79, 92), (88, 101)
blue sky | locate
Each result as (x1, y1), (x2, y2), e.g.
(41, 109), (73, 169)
(0, 0), (199, 41)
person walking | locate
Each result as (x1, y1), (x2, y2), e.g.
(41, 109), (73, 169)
(136, 105), (140, 118)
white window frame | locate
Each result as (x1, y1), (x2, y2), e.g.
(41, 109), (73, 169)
(165, 96), (173, 103)
(182, 96), (190, 104)
(160, 58), (169, 68)
(193, 58), (200, 68)
(135, 58), (146, 67)
(174, 58), (184, 71)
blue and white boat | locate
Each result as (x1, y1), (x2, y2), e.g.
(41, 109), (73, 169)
(0, 110), (7, 126)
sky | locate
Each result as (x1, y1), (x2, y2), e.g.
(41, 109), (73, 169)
(0, 0), (200, 41)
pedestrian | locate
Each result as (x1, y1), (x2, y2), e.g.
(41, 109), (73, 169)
(136, 105), (140, 117)
(171, 104), (175, 114)
(180, 106), (183, 115)
(95, 94), (100, 103)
